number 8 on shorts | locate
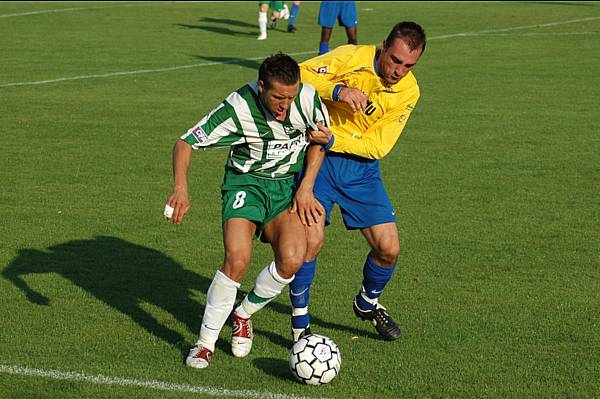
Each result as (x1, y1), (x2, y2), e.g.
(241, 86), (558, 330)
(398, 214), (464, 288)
(232, 191), (246, 209)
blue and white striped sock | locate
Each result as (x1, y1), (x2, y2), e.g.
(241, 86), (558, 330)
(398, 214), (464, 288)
(289, 259), (316, 329)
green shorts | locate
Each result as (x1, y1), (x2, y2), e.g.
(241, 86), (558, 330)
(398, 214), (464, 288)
(221, 170), (294, 236)
(259, 1), (285, 11)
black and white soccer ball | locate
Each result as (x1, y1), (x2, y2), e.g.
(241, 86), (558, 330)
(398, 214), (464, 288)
(289, 333), (341, 385)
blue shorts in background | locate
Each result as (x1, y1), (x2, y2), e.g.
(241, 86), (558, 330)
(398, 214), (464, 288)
(311, 153), (396, 230)
(318, 1), (358, 29)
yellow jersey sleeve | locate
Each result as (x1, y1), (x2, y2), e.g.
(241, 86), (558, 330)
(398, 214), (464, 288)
(300, 45), (363, 101)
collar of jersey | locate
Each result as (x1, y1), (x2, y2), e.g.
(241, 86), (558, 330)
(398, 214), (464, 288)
(374, 48), (381, 78)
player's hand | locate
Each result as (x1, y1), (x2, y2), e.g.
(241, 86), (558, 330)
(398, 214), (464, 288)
(308, 123), (331, 146)
(164, 186), (190, 225)
(339, 87), (368, 113)
(290, 185), (324, 226)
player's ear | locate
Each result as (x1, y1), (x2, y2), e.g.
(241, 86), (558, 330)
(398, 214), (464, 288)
(258, 80), (265, 94)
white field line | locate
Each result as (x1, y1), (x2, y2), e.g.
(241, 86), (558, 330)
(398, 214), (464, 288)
(0, 364), (330, 399)
(429, 16), (600, 39)
(0, 3), (159, 18)
(1, 16), (599, 89)
(0, 51), (317, 89)
(473, 31), (599, 36)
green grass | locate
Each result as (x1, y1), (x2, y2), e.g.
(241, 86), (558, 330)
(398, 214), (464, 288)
(1, 1), (599, 398)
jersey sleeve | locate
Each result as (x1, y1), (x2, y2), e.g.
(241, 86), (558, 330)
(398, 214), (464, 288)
(300, 47), (356, 101)
(311, 87), (331, 128)
(180, 98), (244, 149)
(330, 90), (420, 159)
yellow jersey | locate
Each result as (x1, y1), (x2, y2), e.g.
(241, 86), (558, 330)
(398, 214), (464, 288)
(300, 44), (420, 159)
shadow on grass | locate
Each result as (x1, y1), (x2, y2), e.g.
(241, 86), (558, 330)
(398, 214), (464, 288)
(1, 236), (222, 356)
(175, 16), (259, 38)
(175, 23), (257, 38)
(198, 17), (257, 28)
(2, 236), (380, 368)
(253, 357), (296, 382)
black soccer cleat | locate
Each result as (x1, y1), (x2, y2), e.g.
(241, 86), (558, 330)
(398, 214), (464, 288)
(353, 300), (401, 341)
(287, 26), (297, 33)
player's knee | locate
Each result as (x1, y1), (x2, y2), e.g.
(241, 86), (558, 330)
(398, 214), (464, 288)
(375, 240), (400, 266)
(306, 229), (324, 260)
(223, 254), (252, 281)
(276, 247), (307, 278)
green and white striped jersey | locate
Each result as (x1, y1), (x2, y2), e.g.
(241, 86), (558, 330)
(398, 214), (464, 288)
(181, 82), (329, 179)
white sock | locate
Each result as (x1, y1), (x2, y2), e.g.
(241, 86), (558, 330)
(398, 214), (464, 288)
(236, 261), (294, 317)
(196, 270), (240, 351)
(258, 12), (267, 36)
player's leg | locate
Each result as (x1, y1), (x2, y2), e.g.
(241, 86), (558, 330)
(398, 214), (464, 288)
(287, 1), (301, 32)
(318, 1), (336, 54)
(287, 1), (300, 32)
(289, 220), (325, 341)
(187, 218), (256, 368)
(237, 209), (306, 315)
(288, 156), (337, 341)
(269, 1), (285, 28)
(340, 1), (358, 44)
(354, 222), (401, 340)
(319, 27), (333, 55)
(258, 2), (269, 40)
(352, 221), (401, 341)
(230, 177), (304, 356)
(232, 208), (306, 356)
(334, 157), (401, 340)
(345, 26), (357, 45)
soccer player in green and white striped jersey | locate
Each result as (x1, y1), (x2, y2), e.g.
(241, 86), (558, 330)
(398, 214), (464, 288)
(165, 53), (329, 369)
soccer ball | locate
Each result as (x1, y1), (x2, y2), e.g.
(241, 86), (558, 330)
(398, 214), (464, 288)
(289, 334), (341, 385)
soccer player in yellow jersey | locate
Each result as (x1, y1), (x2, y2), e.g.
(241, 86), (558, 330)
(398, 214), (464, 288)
(290, 22), (427, 341)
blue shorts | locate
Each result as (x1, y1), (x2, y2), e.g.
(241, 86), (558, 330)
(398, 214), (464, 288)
(318, 1), (358, 29)
(306, 153), (396, 230)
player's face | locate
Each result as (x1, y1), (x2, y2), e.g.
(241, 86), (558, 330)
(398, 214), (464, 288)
(258, 79), (299, 121)
(378, 38), (422, 86)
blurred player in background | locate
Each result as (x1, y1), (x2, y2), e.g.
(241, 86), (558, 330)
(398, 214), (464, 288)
(258, 1), (290, 40)
(289, 22), (427, 342)
(165, 53), (329, 368)
(287, 1), (301, 33)
(318, 1), (358, 54)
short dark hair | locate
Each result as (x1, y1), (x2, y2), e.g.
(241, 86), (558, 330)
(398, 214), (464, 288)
(385, 22), (427, 54)
(258, 53), (300, 89)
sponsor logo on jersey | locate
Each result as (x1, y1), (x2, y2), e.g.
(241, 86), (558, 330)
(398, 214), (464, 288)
(399, 115), (407, 123)
(406, 104), (415, 111)
(283, 125), (298, 136)
(266, 134), (307, 159)
(191, 126), (208, 143)
(317, 66), (328, 74)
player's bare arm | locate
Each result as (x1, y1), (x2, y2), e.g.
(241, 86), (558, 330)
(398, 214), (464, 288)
(291, 144), (325, 226)
(165, 139), (192, 225)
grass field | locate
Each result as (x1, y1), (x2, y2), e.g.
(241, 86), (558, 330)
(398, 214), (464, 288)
(1, 1), (599, 398)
